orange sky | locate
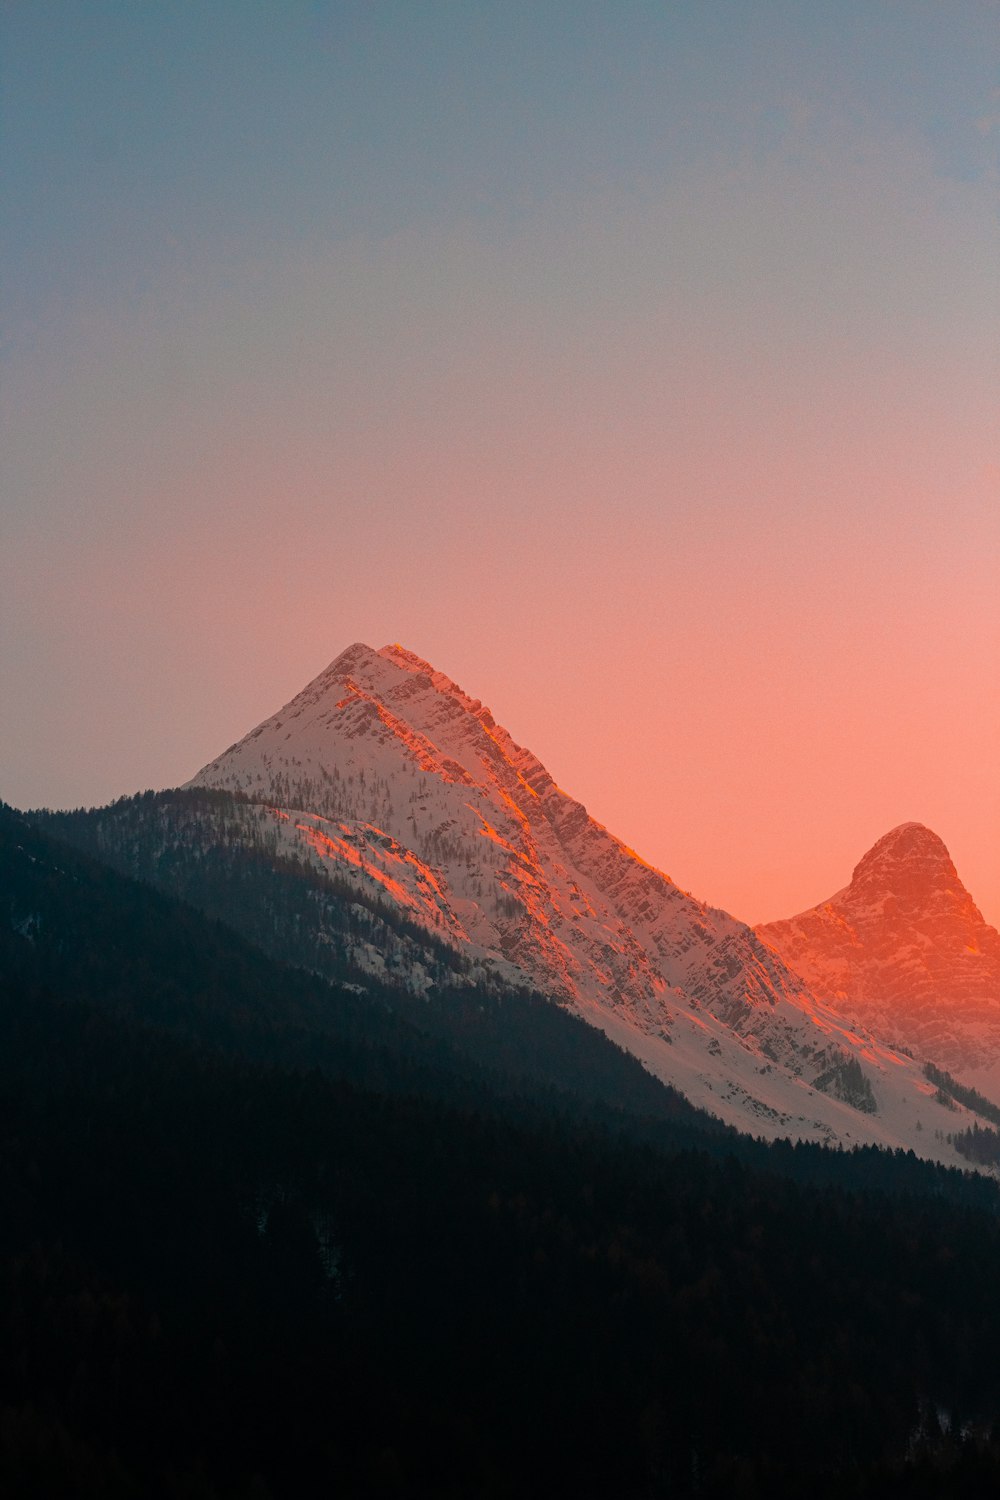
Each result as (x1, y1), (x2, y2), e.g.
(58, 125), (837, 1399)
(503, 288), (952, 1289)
(3, 4), (997, 927)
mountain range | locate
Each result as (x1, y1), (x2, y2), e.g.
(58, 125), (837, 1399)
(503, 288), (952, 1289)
(160, 640), (998, 1164)
(31, 640), (998, 1166)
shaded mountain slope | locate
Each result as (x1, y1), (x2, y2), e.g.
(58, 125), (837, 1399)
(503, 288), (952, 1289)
(4, 800), (707, 1132)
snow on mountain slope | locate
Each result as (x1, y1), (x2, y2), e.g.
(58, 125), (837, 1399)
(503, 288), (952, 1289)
(758, 823), (1000, 1093)
(188, 644), (989, 1160)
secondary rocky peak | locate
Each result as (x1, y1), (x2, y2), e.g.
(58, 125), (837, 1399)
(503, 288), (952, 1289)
(863, 821), (945, 854)
(758, 823), (1000, 1085)
(847, 823), (969, 914)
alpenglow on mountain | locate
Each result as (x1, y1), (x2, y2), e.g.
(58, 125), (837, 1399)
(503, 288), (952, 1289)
(758, 823), (1000, 1093)
(188, 643), (989, 1158)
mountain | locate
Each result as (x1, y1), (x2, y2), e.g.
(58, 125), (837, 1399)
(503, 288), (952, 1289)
(178, 642), (990, 1159)
(758, 823), (1000, 1090)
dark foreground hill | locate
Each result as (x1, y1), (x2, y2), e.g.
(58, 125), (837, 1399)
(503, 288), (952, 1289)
(5, 802), (1000, 1497)
(18, 793), (713, 1133)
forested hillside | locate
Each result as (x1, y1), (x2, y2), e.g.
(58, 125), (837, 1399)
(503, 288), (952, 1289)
(4, 803), (1000, 1496)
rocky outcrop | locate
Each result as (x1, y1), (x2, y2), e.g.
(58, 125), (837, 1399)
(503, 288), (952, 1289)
(758, 824), (1000, 1085)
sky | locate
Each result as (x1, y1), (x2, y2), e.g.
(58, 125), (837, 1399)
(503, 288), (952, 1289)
(2, 1), (998, 926)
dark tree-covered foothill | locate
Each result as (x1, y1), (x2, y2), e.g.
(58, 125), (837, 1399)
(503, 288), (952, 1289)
(4, 800), (1000, 1497)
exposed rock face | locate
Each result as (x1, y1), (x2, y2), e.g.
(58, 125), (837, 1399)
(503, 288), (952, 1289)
(758, 824), (1000, 1085)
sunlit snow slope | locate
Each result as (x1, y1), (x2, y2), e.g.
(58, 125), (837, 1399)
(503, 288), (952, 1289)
(188, 644), (991, 1159)
(759, 824), (1000, 1094)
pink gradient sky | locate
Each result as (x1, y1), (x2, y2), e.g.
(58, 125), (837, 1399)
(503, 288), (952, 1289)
(3, 4), (998, 926)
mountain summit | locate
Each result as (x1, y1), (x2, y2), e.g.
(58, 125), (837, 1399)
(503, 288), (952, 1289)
(848, 822), (970, 907)
(191, 640), (794, 1019)
(758, 825), (1000, 1087)
(188, 644), (989, 1154)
